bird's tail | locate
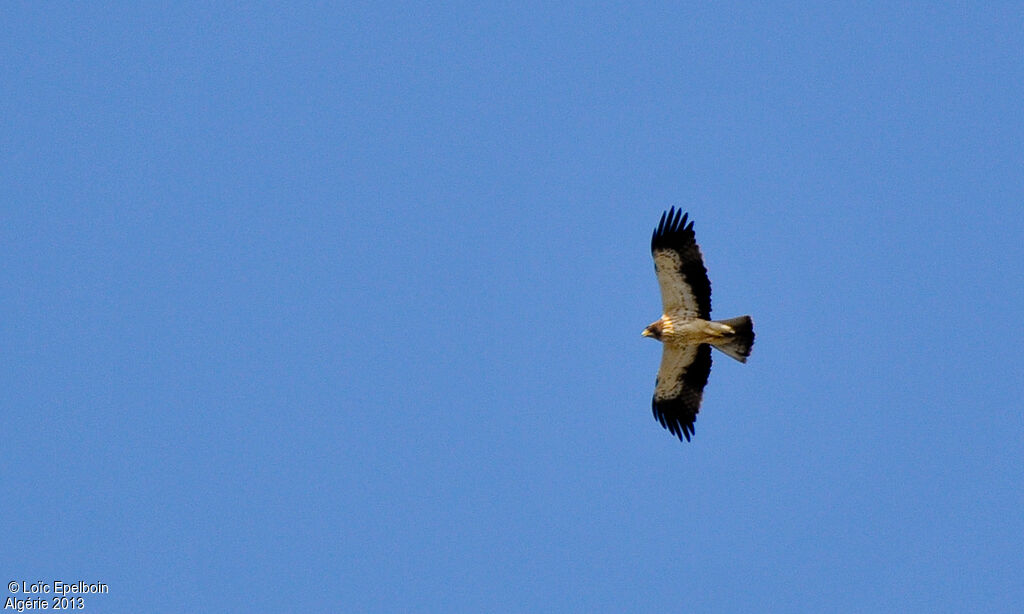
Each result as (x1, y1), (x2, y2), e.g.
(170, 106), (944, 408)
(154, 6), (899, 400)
(711, 316), (754, 363)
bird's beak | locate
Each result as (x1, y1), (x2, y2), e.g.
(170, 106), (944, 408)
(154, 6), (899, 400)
(641, 328), (651, 337)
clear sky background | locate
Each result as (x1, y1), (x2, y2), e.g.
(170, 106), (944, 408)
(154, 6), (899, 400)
(3, 3), (1023, 612)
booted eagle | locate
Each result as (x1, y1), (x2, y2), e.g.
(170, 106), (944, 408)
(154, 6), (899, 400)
(642, 208), (754, 442)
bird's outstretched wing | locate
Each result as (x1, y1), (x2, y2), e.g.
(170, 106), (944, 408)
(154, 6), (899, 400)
(651, 207), (711, 319)
(652, 343), (712, 441)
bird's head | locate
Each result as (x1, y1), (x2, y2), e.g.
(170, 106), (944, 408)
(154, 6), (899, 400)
(641, 320), (664, 341)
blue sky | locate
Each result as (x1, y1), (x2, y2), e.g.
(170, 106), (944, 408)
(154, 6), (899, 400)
(3, 2), (1023, 612)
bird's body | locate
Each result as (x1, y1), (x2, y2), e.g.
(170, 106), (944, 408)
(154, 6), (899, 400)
(643, 208), (754, 442)
(646, 314), (735, 346)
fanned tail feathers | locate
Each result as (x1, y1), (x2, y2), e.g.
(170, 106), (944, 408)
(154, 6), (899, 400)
(711, 316), (754, 363)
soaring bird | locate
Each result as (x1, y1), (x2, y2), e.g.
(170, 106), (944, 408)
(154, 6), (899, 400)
(642, 208), (754, 441)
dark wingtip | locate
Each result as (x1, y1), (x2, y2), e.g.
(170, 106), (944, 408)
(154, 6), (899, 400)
(671, 424), (693, 442)
(653, 399), (697, 443)
(651, 207), (696, 252)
